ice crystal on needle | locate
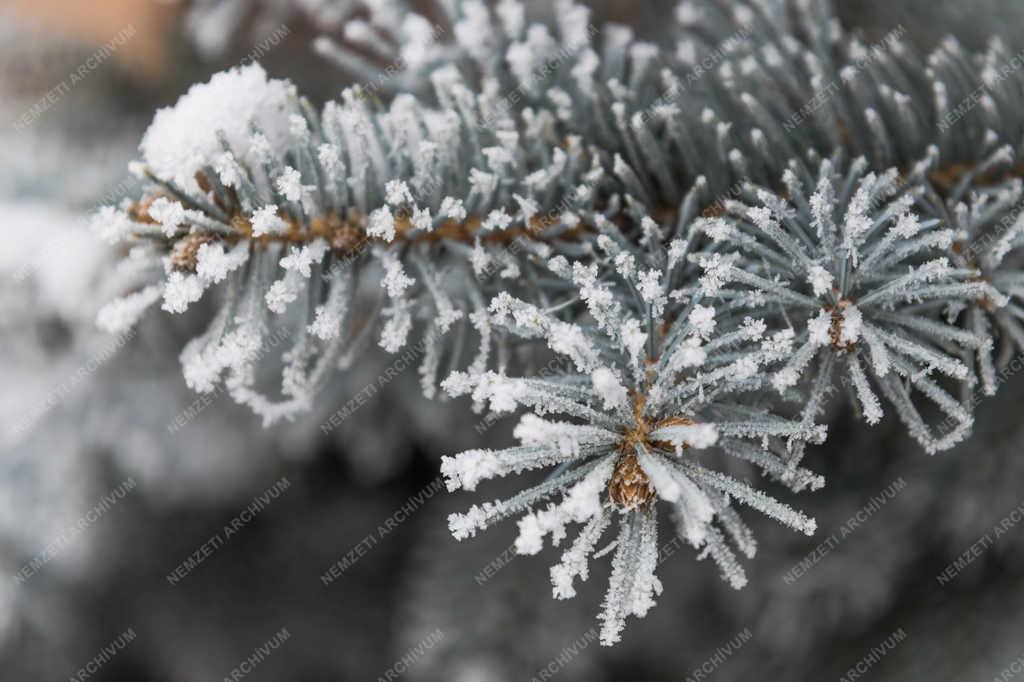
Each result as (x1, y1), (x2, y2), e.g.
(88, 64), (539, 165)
(442, 254), (822, 645)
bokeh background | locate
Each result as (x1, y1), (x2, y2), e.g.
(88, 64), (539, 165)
(2, 1), (1023, 680)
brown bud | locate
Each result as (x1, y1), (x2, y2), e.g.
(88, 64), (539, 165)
(128, 195), (161, 224)
(827, 300), (856, 351)
(170, 233), (213, 272)
(607, 451), (656, 511)
(194, 171), (213, 194)
(330, 224), (365, 257)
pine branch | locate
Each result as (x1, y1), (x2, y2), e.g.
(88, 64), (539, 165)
(87, 0), (1024, 644)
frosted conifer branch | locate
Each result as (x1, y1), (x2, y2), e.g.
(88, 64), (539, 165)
(83, 0), (1024, 648)
(703, 157), (993, 452)
(96, 0), (1024, 426)
(441, 252), (823, 644)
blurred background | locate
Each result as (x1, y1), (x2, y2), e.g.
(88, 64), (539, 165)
(1, 1), (1023, 680)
